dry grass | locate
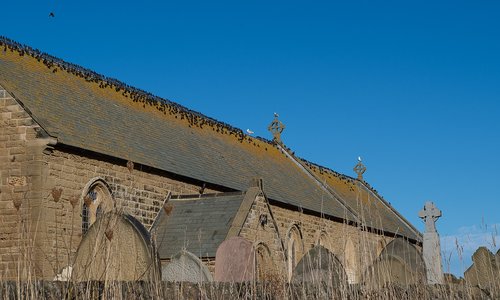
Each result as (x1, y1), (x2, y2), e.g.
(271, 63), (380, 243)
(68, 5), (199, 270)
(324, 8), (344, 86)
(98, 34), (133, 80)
(1, 186), (499, 299)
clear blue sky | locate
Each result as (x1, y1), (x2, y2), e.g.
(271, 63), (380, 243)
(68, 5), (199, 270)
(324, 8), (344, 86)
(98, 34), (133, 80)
(3, 0), (499, 276)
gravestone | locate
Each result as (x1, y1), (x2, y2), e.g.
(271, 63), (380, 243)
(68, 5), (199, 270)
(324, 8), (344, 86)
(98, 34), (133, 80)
(464, 247), (500, 297)
(364, 238), (426, 286)
(72, 212), (156, 281)
(291, 245), (347, 288)
(162, 250), (213, 282)
(419, 201), (444, 284)
(214, 237), (255, 282)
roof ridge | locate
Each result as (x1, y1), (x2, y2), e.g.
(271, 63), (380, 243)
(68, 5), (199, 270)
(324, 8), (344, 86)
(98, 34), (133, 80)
(298, 157), (357, 181)
(0, 36), (276, 146)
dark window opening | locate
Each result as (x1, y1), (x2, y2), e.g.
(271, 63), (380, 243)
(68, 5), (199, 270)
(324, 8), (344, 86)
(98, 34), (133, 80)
(82, 189), (98, 235)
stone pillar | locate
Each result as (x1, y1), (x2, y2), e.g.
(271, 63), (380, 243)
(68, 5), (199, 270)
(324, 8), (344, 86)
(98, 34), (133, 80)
(419, 201), (444, 284)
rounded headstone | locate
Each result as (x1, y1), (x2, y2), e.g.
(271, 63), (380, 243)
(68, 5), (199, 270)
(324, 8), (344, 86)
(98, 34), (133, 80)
(214, 237), (255, 282)
(162, 250), (213, 282)
(72, 212), (156, 281)
(291, 245), (348, 288)
(364, 238), (426, 286)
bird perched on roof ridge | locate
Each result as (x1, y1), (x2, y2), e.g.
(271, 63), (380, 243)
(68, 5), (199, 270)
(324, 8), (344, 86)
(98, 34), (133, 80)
(246, 129), (254, 135)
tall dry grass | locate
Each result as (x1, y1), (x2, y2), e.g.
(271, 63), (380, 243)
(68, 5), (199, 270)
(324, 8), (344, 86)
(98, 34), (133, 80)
(1, 185), (499, 299)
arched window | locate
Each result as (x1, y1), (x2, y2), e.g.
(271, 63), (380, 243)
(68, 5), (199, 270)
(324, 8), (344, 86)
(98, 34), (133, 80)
(254, 242), (273, 281)
(317, 230), (330, 249)
(344, 238), (359, 283)
(81, 178), (113, 235)
(286, 224), (304, 281)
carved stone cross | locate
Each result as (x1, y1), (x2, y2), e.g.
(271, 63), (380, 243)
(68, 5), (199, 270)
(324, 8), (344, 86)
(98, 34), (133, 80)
(268, 113), (285, 143)
(353, 161), (366, 180)
(419, 202), (442, 232)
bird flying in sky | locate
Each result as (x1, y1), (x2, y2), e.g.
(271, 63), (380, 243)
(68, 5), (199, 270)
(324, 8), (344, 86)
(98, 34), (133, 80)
(246, 129), (254, 135)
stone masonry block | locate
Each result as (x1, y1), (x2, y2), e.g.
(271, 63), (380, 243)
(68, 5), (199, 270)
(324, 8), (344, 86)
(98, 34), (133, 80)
(16, 119), (34, 127)
(9, 147), (26, 155)
(6, 104), (23, 113)
(10, 111), (29, 119)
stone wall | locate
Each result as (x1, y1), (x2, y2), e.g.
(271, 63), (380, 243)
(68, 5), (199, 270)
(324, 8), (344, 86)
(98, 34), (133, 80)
(0, 86), (49, 279)
(36, 147), (220, 279)
(238, 195), (285, 275)
(238, 193), (393, 284)
(0, 90), (221, 279)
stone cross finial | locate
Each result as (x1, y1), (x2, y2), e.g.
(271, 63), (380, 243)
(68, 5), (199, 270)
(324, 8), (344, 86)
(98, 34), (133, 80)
(268, 113), (285, 143)
(353, 157), (366, 180)
(419, 202), (442, 233)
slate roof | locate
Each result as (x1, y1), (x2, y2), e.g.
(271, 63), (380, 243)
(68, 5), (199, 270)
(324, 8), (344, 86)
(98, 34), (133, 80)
(155, 193), (246, 258)
(300, 160), (421, 240)
(0, 37), (421, 242)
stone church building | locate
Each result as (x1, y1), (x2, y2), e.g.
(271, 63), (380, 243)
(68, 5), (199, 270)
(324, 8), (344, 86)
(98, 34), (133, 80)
(0, 38), (425, 284)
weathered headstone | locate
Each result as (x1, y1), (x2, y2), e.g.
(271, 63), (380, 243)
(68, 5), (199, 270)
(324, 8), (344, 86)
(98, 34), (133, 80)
(364, 238), (426, 286)
(72, 212), (156, 281)
(464, 247), (500, 297)
(419, 201), (444, 284)
(162, 250), (213, 282)
(214, 237), (255, 282)
(291, 245), (347, 288)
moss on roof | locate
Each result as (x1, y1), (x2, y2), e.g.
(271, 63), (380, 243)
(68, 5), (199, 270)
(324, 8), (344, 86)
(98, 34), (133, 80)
(0, 37), (420, 241)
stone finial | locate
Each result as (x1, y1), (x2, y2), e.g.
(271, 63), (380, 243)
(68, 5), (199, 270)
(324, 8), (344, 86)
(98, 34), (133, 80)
(419, 201), (442, 233)
(353, 156), (366, 180)
(268, 113), (285, 143)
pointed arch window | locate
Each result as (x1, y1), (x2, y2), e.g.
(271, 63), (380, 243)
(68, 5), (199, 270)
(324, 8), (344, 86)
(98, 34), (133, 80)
(254, 242), (273, 281)
(81, 178), (113, 235)
(286, 224), (304, 281)
(344, 238), (359, 284)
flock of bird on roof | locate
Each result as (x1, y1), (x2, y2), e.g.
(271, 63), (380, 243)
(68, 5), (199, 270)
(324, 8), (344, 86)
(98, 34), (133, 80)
(0, 36), (389, 202)
(0, 37), (262, 143)
(34, 6), (380, 197)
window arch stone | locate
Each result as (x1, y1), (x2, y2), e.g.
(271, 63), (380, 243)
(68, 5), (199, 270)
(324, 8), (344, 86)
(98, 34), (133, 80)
(254, 242), (274, 281)
(316, 229), (331, 250)
(286, 224), (304, 281)
(81, 177), (113, 234)
(344, 238), (359, 283)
